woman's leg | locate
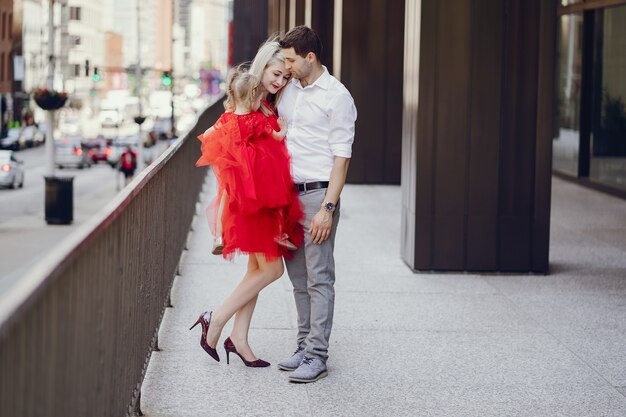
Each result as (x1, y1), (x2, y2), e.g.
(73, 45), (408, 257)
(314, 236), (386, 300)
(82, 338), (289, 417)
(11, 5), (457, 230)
(206, 254), (284, 348)
(230, 256), (260, 360)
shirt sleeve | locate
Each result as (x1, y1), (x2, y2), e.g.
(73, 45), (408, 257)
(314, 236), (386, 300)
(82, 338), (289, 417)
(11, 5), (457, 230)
(327, 91), (357, 158)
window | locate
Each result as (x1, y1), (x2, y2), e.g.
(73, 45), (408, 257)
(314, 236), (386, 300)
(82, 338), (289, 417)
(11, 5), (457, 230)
(74, 64), (81, 77)
(1, 53), (5, 81)
(71, 36), (81, 46)
(8, 14), (11, 38)
(70, 7), (81, 21)
(589, 5), (626, 191)
(553, 13), (584, 176)
(2, 12), (5, 39)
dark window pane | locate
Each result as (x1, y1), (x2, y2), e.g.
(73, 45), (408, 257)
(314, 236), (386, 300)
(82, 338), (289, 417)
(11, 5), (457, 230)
(590, 5), (626, 191)
(554, 13), (583, 176)
(70, 7), (81, 21)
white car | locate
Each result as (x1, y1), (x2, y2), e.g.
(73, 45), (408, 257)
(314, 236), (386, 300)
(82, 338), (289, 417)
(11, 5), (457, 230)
(0, 128), (25, 151)
(22, 125), (44, 147)
(0, 150), (25, 189)
(59, 116), (81, 135)
(55, 136), (92, 169)
(99, 109), (123, 128)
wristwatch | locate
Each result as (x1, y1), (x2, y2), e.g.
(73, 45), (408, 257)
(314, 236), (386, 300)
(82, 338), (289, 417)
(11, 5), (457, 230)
(321, 201), (336, 213)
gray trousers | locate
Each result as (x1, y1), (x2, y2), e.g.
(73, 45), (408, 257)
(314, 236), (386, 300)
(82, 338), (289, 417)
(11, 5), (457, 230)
(285, 188), (340, 363)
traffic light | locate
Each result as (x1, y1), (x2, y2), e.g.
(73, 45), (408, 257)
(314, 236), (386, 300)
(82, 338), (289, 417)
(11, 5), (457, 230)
(92, 67), (100, 82)
(161, 71), (172, 87)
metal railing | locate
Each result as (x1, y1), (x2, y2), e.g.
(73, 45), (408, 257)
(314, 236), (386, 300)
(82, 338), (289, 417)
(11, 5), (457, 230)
(0, 96), (224, 417)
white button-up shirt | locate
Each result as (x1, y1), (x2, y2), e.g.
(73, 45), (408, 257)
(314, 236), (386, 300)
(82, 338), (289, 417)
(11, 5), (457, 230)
(278, 66), (357, 183)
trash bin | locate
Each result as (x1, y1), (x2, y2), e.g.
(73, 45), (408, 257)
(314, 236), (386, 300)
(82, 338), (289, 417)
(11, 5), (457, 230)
(45, 176), (74, 225)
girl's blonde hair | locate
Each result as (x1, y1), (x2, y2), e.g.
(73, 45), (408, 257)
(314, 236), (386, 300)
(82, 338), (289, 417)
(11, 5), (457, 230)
(224, 64), (261, 111)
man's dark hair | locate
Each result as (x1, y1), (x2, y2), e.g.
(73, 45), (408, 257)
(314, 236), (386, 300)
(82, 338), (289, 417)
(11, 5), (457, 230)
(279, 25), (323, 61)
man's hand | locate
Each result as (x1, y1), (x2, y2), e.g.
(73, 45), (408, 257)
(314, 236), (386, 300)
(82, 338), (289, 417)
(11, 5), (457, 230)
(309, 208), (333, 244)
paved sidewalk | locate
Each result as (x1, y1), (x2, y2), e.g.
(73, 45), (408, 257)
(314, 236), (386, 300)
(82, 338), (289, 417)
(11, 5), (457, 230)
(141, 176), (626, 417)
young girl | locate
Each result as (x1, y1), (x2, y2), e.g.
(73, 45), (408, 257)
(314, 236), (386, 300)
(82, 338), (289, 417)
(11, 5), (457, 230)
(196, 67), (303, 261)
(208, 70), (295, 255)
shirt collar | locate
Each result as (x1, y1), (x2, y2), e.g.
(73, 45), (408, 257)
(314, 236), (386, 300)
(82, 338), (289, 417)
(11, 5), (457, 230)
(292, 65), (330, 90)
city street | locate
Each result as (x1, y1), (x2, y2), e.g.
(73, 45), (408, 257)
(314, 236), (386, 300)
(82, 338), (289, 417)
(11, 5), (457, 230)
(0, 134), (171, 295)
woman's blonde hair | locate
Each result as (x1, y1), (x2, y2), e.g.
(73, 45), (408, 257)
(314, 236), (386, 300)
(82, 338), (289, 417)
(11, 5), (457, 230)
(248, 38), (287, 116)
(224, 64), (261, 112)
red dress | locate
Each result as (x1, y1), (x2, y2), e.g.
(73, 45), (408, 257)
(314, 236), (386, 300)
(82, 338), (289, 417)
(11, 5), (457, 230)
(196, 109), (303, 260)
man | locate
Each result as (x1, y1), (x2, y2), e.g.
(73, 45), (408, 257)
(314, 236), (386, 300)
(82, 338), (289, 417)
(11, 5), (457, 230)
(277, 26), (357, 383)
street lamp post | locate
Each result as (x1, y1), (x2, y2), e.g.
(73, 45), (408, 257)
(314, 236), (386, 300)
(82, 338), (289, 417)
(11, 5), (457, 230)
(42, 0), (74, 225)
(44, 0), (56, 178)
(135, 0), (144, 171)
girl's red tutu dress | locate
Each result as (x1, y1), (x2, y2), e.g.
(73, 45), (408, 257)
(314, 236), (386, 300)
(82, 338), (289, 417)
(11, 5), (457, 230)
(196, 109), (303, 260)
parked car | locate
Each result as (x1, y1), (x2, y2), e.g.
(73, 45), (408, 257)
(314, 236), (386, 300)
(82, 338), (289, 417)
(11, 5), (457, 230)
(59, 116), (81, 135)
(55, 135), (92, 169)
(99, 109), (124, 128)
(152, 117), (173, 140)
(22, 125), (45, 147)
(85, 136), (111, 163)
(0, 150), (25, 189)
(0, 128), (25, 151)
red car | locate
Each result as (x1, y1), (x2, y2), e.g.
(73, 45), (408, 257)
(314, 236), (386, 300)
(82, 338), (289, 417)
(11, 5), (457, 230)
(86, 137), (112, 163)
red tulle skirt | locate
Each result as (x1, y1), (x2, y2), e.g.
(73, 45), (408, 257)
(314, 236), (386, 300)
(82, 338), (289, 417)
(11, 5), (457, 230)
(196, 112), (303, 260)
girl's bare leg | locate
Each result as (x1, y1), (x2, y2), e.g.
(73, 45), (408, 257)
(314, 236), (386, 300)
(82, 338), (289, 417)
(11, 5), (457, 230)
(215, 190), (227, 238)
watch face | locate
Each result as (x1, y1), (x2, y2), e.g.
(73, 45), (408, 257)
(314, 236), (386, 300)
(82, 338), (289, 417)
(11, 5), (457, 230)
(324, 202), (335, 211)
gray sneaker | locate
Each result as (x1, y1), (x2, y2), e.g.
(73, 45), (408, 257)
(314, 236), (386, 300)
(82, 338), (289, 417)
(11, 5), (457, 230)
(288, 356), (328, 383)
(277, 346), (305, 371)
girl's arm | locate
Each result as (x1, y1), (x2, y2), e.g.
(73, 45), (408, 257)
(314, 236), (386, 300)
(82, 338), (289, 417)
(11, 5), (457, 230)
(271, 117), (287, 141)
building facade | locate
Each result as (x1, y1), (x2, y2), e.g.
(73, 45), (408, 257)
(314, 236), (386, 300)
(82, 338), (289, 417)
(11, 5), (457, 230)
(188, 0), (229, 76)
(64, 0), (107, 104)
(232, 0), (625, 272)
(0, 0), (13, 132)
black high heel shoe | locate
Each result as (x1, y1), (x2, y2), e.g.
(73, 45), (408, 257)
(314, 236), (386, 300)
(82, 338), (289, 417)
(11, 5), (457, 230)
(189, 311), (220, 362)
(224, 337), (270, 367)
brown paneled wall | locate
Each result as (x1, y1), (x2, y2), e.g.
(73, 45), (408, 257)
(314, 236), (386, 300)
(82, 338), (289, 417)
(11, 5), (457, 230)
(341, 0), (404, 184)
(232, 0), (269, 64)
(401, 0), (556, 272)
(311, 0), (334, 74)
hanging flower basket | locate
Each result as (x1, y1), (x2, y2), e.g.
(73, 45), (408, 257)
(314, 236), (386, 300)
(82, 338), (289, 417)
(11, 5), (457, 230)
(33, 88), (68, 110)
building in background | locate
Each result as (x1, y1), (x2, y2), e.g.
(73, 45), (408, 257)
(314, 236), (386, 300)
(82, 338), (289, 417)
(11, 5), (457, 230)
(111, 0), (156, 71)
(188, 0), (229, 75)
(20, 0), (44, 94)
(65, 0), (108, 106)
(0, 0), (13, 134)
(103, 31), (123, 94)
(154, 0), (172, 73)
(11, 0), (62, 128)
(174, 0), (191, 78)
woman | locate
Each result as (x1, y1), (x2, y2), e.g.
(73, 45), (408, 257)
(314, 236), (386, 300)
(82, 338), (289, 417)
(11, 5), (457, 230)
(190, 40), (299, 367)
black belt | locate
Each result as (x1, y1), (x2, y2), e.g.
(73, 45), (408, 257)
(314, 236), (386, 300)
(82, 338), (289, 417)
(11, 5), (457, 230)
(295, 181), (329, 192)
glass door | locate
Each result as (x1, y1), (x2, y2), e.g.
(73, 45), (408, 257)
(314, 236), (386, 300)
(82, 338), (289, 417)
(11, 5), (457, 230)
(553, 13), (584, 176)
(589, 5), (626, 191)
